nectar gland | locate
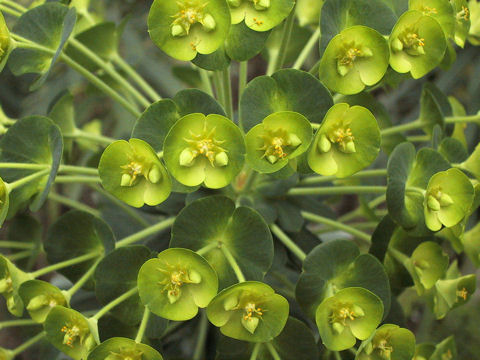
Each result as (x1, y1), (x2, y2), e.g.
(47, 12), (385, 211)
(318, 122), (356, 154)
(257, 128), (302, 164)
(179, 122), (229, 168)
(336, 41), (373, 76)
(426, 186), (454, 212)
(120, 154), (162, 188)
(391, 26), (426, 56)
(157, 263), (202, 304)
(171, 1), (216, 37)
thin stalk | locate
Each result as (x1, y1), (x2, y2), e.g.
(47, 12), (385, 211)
(64, 259), (101, 298)
(7, 169), (50, 191)
(309, 59), (320, 75)
(268, 5), (296, 75)
(90, 287), (138, 321)
(10, 331), (46, 356)
(1, 0), (26, 12)
(380, 120), (423, 136)
(31, 251), (100, 278)
(48, 192), (101, 217)
(333, 351), (342, 360)
(293, 27), (320, 70)
(65, 129), (116, 146)
(7, 250), (33, 262)
(338, 195), (386, 223)
(407, 135), (431, 142)
(221, 246), (246, 283)
(198, 68), (214, 97)
(387, 248), (408, 264)
(69, 39), (150, 108)
(301, 211), (371, 243)
(288, 186), (387, 196)
(213, 71), (225, 106)
(135, 308), (151, 343)
(445, 114), (480, 124)
(116, 217), (175, 247)
(222, 67), (234, 119)
(250, 343), (262, 360)
(0, 241), (34, 249)
(0, 163), (97, 175)
(196, 242), (219, 256)
(265, 342), (281, 360)
(0, 319), (38, 330)
(300, 169), (388, 185)
(270, 224), (307, 261)
(113, 54), (162, 101)
(192, 310), (209, 360)
(0, 4), (20, 17)
(55, 175), (101, 184)
(239, 61), (248, 98)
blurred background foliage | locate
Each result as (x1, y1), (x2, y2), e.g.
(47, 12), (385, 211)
(0, 0), (479, 359)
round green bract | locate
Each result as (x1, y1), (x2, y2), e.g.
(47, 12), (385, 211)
(19, 280), (68, 323)
(207, 281), (289, 342)
(389, 10), (447, 79)
(229, 0), (295, 32)
(99, 138), (172, 208)
(148, 0), (231, 61)
(409, 0), (455, 38)
(356, 324), (416, 360)
(424, 168), (474, 232)
(245, 111), (313, 173)
(315, 287), (384, 351)
(138, 248), (218, 321)
(87, 337), (163, 360)
(308, 103), (380, 178)
(163, 113), (245, 189)
(319, 26), (390, 95)
(44, 306), (97, 360)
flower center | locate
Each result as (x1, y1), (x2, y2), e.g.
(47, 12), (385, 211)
(120, 155), (162, 188)
(179, 122), (229, 168)
(426, 186), (454, 212)
(240, 302), (264, 334)
(336, 42), (373, 76)
(420, 6), (437, 15)
(376, 339), (394, 359)
(171, 1), (216, 37)
(257, 128), (302, 164)
(61, 325), (81, 348)
(329, 303), (365, 334)
(457, 6), (470, 21)
(456, 287), (468, 301)
(318, 124), (356, 154)
(392, 27), (426, 56)
(157, 263), (202, 304)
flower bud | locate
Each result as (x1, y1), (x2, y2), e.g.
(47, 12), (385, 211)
(337, 63), (351, 77)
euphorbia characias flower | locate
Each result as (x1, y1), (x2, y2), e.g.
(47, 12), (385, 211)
(87, 337), (164, 360)
(423, 168), (474, 232)
(137, 248), (218, 321)
(163, 113), (245, 189)
(356, 324), (416, 360)
(207, 281), (289, 342)
(19, 280), (68, 323)
(245, 111), (313, 174)
(98, 138), (171, 208)
(319, 26), (390, 95)
(315, 287), (383, 351)
(0, 255), (32, 317)
(227, 0), (295, 32)
(308, 103), (380, 178)
(389, 10), (447, 79)
(450, 0), (472, 47)
(148, 0), (231, 61)
(409, 0), (455, 38)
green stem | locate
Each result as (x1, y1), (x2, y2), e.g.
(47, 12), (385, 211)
(69, 38), (150, 108)
(0, 241), (34, 249)
(250, 343), (262, 360)
(221, 245), (246, 283)
(6, 169), (50, 191)
(301, 211), (371, 243)
(65, 129), (116, 146)
(0, 3), (20, 16)
(192, 310), (209, 360)
(198, 67), (214, 97)
(60, 165), (98, 175)
(293, 27), (320, 70)
(48, 192), (101, 217)
(222, 67), (234, 119)
(0, 318), (38, 330)
(10, 331), (46, 356)
(1, 0), (26, 12)
(196, 242), (218, 256)
(55, 175), (101, 184)
(135, 308), (151, 343)
(31, 251), (100, 278)
(300, 169), (388, 185)
(446, 114), (480, 124)
(407, 135), (431, 142)
(239, 61), (248, 99)
(333, 351), (342, 360)
(270, 224), (307, 261)
(309, 59), (320, 75)
(338, 195), (386, 222)
(113, 54), (162, 101)
(64, 259), (101, 298)
(116, 217), (175, 247)
(387, 248), (408, 264)
(268, 5), (296, 75)
(213, 71), (225, 106)
(7, 250), (34, 262)
(91, 287), (138, 321)
(288, 186), (387, 196)
(265, 342), (282, 360)
(380, 120), (423, 136)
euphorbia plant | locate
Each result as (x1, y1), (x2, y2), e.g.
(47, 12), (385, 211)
(0, 0), (479, 359)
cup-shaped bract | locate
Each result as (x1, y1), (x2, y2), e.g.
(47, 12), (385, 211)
(409, 0), (455, 38)
(356, 324), (416, 360)
(469, 0), (480, 44)
(315, 287), (384, 351)
(44, 306), (97, 360)
(451, 0), (472, 47)
(0, 255), (32, 317)
(424, 168), (474, 232)
(207, 281), (289, 342)
(99, 138), (171, 208)
(138, 248), (218, 321)
(308, 103), (380, 178)
(0, 176), (9, 228)
(319, 26), (390, 95)
(228, 0), (295, 32)
(87, 337), (163, 360)
(164, 113), (246, 189)
(19, 280), (68, 323)
(389, 10), (447, 79)
(148, 0), (231, 61)
(0, 11), (12, 72)
(245, 111), (313, 173)
(430, 273), (476, 319)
